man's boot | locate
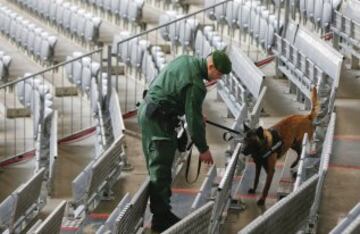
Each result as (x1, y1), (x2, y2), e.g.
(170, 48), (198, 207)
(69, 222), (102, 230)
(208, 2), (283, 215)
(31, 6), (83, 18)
(151, 211), (181, 232)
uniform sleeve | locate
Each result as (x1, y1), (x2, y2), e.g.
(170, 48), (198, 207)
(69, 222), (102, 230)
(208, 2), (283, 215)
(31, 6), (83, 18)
(184, 84), (208, 153)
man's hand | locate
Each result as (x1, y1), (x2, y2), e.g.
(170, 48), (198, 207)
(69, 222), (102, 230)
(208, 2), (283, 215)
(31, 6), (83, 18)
(199, 150), (214, 165)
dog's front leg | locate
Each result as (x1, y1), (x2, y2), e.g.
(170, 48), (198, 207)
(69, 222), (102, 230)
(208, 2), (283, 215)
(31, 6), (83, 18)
(257, 156), (276, 206)
(248, 162), (261, 194)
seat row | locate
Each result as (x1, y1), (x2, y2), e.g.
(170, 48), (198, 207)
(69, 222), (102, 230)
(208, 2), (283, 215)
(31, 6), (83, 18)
(12, 0), (102, 44)
(82, 0), (145, 24)
(64, 52), (102, 114)
(159, 11), (199, 48)
(0, 51), (11, 81)
(0, 5), (57, 64)
(112, 31), (166, 83)
(206, 0), (282, 50)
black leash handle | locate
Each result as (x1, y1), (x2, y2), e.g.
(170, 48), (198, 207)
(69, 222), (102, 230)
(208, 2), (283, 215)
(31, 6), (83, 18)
(185, 142), (202, 184)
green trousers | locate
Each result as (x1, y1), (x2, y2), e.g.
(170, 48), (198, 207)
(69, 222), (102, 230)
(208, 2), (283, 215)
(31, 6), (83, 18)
(138, 102), (177, 216)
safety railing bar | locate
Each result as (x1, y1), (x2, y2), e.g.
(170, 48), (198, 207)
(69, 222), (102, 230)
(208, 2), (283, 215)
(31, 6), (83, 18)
(0, 48), (103, 89)
(115, 0), (233, 47)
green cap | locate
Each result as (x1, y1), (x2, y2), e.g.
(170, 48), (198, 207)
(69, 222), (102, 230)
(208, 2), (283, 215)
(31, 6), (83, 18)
(212, 50), (232, 74)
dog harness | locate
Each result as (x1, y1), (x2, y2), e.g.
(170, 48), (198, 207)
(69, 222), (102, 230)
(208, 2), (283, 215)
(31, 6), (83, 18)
(262, 129), (283, 159)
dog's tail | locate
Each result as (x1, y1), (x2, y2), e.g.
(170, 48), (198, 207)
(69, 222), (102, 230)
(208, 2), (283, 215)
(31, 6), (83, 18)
(308, 86), (320, 120)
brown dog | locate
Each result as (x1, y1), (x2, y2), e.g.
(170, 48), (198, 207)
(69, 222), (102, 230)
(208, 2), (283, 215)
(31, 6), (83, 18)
(242, 87), (319, 206)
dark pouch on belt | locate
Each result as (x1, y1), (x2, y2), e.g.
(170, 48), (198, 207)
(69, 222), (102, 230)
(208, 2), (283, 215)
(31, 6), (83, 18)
(145, 102), (159, 119)
(177, 132), (188, 152)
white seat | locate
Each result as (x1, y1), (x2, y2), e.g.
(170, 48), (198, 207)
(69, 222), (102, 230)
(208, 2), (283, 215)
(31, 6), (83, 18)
(205, 0), (216, 20)
(27, 24), (36, 53)
(33, 28), (43, 58)
(159, 11), (177, 41)
(111, 0), (121, 15)
(84, 15), (102, 43)
(128, 0), (144, 23)
(55, 1), (65, 27)
(130, 39), (149, 70)
(76, 10), (87, 40)
(40, 34), (57, 62)
(225, 0), (240, 28)
(62, 2), (72, 31)
(70, 6), (79, 35)
(120, 0), (129, 20)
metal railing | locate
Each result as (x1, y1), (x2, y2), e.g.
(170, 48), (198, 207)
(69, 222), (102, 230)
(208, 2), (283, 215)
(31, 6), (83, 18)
(0, 48), (104, 161)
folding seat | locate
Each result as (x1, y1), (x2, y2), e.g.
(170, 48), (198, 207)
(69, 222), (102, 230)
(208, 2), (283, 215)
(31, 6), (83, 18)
(70, 6), (79, 35)
(321, 0), (332, 28)
(314, 0), (324, 23)
(299, 0), (306, 15)
(9, 13), (19, 40)
(33, 28), (43, 58)
(15, 80), (26, 105)
(111, 0), (121, 16)
(40, 33), (57, 62)
(15, 18), (25, 45)
(104, 0), (112, 12)
(258, 11), (269, 45)
(128, 0), (144, 24)
(3, 8), (12, 36)
(40, 0), (51, 19)
(43, 93), (54, 121)
(205, 0), (216, 20)
(81, 57), (92, 94)
(90, 78), (99, 114)
(55, 1), (65, 27)
(203, 26), (214, 40)
(62, 2), (72, 31)
(237, 2), (251, 30)
(214, 0), (227, 23)
(34, 0), (42, 16)
(27, 24), (36, 53)
(49, 1), (58, 24)
(265, 16), (276, 49)
(130, 39), (149, 70)
(112, 31), (132, 64)
(194, 30), (211, 58)
(225, 0), (240, 28)
(84, 15), (102, 43)
(96, 0), (104, 9)
(159, 11), (177, 41)
(20, 20), (30, 48)
(72, 56), (84, 88)
(65, 52), (81, 83)
(306, 0), (314, 19)
(250, 7), (261, 39)
(169, 17), (182, 45)
(120, 0), (129, 21)
(179, 19), (198, 48)
(76, 10), (87, 40)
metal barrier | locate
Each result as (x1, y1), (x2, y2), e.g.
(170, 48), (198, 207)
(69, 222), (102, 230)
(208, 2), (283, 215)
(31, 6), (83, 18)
(274, 22), (343, 112)
(26, 200), (66, 234)
(330, 202), (360, 234)
(163, 201), (215, 234)
(114, 178), (150, 233)
(0, 49), (103, 161)
(96, 193), (131, 234)
(238, 174), (319, 234)
(191, 165), (217, 211)
(307, 112), (336, 232)
(0, 168), (45, 233)
(71, 135), (126, 217)
(210, 143), (241, 233)
(331, 2), (360, 67)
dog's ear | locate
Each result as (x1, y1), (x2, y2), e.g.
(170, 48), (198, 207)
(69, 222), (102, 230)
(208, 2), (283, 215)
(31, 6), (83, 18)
(256, 127), (264, 137)
(243, 123), (250, 132)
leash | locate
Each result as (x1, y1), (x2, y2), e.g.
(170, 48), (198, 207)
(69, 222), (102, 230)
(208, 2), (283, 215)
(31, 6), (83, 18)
(184, 142), (202, 184)
(205, 120), (242, 142)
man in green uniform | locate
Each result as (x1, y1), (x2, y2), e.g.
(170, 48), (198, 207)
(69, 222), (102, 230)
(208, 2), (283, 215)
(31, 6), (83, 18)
(138, 50), (232, 232)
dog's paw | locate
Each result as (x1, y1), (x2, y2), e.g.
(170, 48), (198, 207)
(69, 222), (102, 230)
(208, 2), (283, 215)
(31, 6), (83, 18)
(248, 188), (256, 194)
(257, 198), (265, 206)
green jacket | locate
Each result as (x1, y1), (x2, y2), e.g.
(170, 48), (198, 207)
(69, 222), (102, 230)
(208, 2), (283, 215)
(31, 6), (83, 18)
(147, 55), (209, 153)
